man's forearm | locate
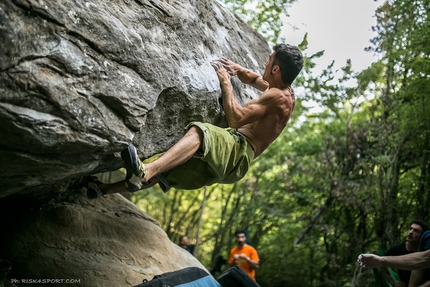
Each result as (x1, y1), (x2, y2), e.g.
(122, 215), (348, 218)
(245, 257), (259, 269)
(236, 68), (267, 92)
(381, 250), (430, 270)
(220, 78), (243, 127)
(236, 68), (261, 85)
(359, 250), (430, 270)
(211, 60), (244, 127)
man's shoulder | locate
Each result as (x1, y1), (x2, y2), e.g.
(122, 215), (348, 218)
(244, 244), (258, 252)
(264, 87), (292, 97)
(260, 87), (294, 112)
(420, 230), (430, 251)
(385, 242), (408, 255)
(186, 244), (195, 253)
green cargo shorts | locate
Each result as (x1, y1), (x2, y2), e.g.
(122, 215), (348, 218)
(157, 122), (255, 192)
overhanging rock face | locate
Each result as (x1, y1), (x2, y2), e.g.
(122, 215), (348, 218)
(0, 0), (270, 200)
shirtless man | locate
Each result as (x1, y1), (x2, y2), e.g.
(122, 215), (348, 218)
(89, 44), (303, 197)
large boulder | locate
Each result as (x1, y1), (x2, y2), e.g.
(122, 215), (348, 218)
(0, 0), (269, 200)
(0, 0), (270, 285)
(0, 193), (206, 287)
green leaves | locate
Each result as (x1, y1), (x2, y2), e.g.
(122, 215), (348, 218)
(219, 0), (298, 43)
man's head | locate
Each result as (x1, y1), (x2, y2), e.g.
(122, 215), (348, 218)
(270, 44), (303, 85)
(234, 229), (247, 247)
(406, 220), (428, 243)
(180, 235), (189, 248)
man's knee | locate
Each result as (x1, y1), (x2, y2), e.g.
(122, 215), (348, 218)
(185, 125), (204, 151)
(187, 125), (204, 140)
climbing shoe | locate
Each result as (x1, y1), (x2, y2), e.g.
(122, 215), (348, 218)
(87, 181), (106, 199)
(120, 144), (146, 192)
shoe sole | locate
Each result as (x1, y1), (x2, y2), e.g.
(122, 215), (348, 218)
(121, 144), (140, 180)
(120, 144), (143, 192)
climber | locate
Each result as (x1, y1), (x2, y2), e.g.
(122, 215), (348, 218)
(88, 43), (303, 198)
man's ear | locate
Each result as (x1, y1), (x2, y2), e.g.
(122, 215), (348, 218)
(271, 65), (281, 74)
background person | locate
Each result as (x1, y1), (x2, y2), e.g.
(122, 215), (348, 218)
(179, 235), (195, 255)
(178, 233), (217, 256)
(380, 220), (428, 287)
(228, 229), (260, 281)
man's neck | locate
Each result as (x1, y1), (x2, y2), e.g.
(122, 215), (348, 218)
(267, 74), (289, 91)
(405, 241), (419, 252)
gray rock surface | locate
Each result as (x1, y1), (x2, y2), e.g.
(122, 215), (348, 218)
(0, 0), (270, 285)
(0, 0), (269, 200)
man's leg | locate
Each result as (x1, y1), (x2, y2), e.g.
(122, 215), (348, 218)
(100, 126), (203, 194)
(143, 126), (203, 180)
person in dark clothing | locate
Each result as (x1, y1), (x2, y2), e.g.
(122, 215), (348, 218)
(179, 235), (195, 255)
(380, 220), (428, 287)
(210, 255), (227, 277)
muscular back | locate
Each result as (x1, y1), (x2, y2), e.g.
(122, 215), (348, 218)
(238, 87), (295, 157)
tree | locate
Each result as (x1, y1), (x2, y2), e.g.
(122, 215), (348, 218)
(363, 0), (430, 248)
(218, 0), (298, 43)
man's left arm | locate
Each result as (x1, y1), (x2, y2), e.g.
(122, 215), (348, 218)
(247, 248), (260, 269)
(236, 253), (259, 269)
(246, 256), (260, 270)
(358, 250), (430, 270)
(211, 61), (269, 128)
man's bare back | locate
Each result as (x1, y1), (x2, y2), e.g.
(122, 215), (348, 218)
(238, 87), (295, 157)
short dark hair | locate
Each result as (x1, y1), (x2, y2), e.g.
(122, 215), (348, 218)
(234, 229), (246, 237)
(272, 44), (304, 85)
(410, 220), (429, 233)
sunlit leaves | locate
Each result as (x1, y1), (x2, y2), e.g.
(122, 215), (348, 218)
(218, 0), (297, 43)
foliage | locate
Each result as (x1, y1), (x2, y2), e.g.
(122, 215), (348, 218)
(363, 0), (430, 244)
(217, 0), (297, 44)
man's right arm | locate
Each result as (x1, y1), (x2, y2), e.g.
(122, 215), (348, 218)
(245, 256), (260, 270)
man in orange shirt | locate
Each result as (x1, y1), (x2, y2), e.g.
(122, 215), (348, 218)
(228, 230), (260, 281)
